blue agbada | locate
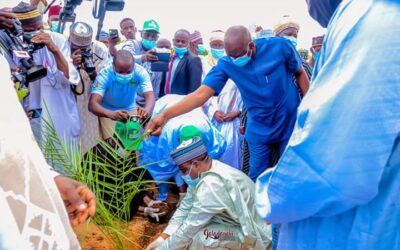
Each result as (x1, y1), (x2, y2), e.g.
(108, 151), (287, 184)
(255, 0), (400, 249)
(141, 95), (227, 183)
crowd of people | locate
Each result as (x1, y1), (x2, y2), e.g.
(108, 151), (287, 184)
(0, 0), (399, 249)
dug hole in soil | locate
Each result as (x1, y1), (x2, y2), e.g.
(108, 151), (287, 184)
(74, 191), (179, 249)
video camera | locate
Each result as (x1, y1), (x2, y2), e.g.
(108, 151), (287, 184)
(3, 20), (47, 88)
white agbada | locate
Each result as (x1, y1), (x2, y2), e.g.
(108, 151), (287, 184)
(76, 41), (109, 153)
(28, 32), (80, 146)
(0, 54), (80, 249)
(202, 55), (243, 169)
(159, 160), (270, 250)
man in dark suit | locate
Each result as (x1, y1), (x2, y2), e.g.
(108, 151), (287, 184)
(159, 29), (202, 97)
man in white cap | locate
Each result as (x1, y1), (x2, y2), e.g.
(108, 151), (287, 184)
(273, 15), (312, 80)
(202, 30), (243, 169)
(146, 135), (271, 250)
(69, 21), (109, 153)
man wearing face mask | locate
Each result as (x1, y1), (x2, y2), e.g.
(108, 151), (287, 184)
(141, 94), (226, 205)
(189, 30), (208, 57)
(255, 0), (400, 249)
(201, 30), (243, 169)
(89, 50), (155, 140)
(47, 4), (61, 33)
(309, 35), (324, 68)
(273, 16), (313, 81)
(146, 136), (270, 250)
(12, 2), (81, 161)
(127, 20), (161, 107)
(159, 29), (202, 97)
(148, 25), (309, 182)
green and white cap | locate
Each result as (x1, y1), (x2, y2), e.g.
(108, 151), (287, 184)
(142, 19), (160, 33)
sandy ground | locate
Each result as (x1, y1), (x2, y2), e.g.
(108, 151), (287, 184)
(74, 193), (179, 250)
(74, 216), (168, 250)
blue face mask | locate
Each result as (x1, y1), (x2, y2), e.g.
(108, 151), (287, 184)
(284, 36), (298, 48)
(174, 46), (188, 56)
(50, 21), (60, 33)
(307, 0), (342, 28)
(210, 48), (225, 59)
(182, 163), (200, 186)
(114, 71), (133, 84)
(197, 44), (206, 55)
(231, 48), (252, 67)
(142, 39), (157, 50)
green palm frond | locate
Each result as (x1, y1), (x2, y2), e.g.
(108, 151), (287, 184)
(39, 104), (154, 250)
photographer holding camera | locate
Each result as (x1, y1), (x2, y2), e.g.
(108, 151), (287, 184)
(0, 9), (96, 249)
(68, 21), (109, 153)
(0, 8), (18, 67)
(11, 2), (81, 164)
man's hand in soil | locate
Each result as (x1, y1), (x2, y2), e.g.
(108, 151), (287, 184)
(108, 110), (130, 122)
(144, 207), (167, 223)
(54, 176), (96, 226)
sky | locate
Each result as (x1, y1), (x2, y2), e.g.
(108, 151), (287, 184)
(1, 0), (325, 49)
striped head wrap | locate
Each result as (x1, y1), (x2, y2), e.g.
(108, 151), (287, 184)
(13, 2), (42, 26)
(171, 137), (207, 166)
(190, 30), (203, 43)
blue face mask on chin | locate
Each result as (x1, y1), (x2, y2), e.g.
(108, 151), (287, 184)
(210, 48), (225, 59)
(114, 71), (133, 84)
(182, 163), (200, 186)
(174, 46), (188, 56)
(231, 48), (252, 67)
(283, 36), (298, 48)
(142, 39), (157, 50)
(307, 0), (342, 28)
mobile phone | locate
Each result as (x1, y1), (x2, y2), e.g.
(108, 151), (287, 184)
(109, 29), (119, 40)
(30, 108), (42, 119)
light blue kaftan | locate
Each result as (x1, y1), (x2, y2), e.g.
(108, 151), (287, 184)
(255, 0), (400, 249)
(140, 95), (226, 200)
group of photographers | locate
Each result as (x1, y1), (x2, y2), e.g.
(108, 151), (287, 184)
(0, 2), (157, 157)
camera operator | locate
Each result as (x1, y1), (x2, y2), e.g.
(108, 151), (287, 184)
(12, 2), (81, 164)
(0, 8), (18, 67)
(68, 21), (109, 153)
